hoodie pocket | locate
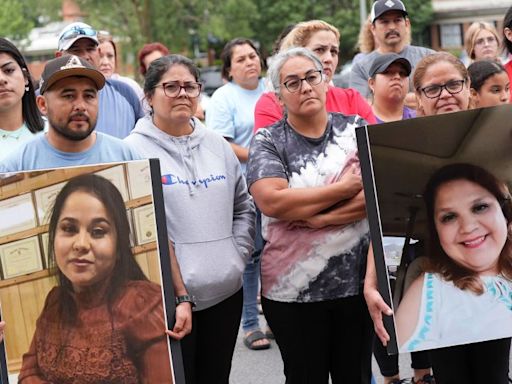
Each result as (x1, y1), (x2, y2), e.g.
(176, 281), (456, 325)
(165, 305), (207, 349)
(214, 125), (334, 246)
(174, 237), (246, 302)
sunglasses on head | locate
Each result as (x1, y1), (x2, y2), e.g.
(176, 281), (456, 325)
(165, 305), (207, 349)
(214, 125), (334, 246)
(60, 26), (97, 43)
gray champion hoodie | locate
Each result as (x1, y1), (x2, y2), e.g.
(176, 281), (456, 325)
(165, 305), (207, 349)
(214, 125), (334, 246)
(125, 116), (255, 310)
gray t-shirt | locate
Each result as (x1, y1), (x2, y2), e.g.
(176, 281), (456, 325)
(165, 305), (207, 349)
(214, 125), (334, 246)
(247, 113), (370, 302)
(350, 45), (435, 98)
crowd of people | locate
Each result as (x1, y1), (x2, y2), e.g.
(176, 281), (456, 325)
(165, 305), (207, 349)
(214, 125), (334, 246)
(1, 0), (512, 383)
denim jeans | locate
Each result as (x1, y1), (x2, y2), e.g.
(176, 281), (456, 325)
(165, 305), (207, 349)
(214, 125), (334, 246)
(241, 209), (264, 333)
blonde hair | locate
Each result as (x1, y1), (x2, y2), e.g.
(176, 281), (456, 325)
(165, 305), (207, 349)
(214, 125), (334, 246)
(357, 16), (376, 53)
(279, 20), (340, 51)
(464, 21), (501, 60)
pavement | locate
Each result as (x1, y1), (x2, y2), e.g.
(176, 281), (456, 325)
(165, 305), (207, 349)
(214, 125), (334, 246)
(230, 314), (414, 384)
(230, 314), (512, 383)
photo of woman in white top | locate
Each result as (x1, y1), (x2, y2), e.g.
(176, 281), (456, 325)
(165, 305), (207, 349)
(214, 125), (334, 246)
(396, 163), (512, 381)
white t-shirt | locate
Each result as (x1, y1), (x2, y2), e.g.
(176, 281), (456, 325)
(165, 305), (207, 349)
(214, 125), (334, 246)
(399, 272), (512, 352)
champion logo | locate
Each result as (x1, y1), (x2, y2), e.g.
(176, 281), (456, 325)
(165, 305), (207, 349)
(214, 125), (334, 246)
(385, 0), (395, 7)
(60, 55), (85, 70)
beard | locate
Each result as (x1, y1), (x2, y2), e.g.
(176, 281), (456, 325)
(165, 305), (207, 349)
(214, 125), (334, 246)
(49, 112), (96, 141)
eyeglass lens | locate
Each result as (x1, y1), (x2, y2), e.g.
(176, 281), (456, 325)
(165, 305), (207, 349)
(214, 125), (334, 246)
(422, 80), (464, 98)
(163, 82), (201, 97)
(284, 71), (322, 92)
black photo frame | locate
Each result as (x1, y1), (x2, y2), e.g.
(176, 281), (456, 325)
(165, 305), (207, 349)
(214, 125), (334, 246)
(0, 159), (185, 383)
(357, 105), (512, 354)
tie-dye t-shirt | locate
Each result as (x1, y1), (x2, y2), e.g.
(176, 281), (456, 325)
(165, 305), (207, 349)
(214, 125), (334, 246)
(247, 112), (370, 303)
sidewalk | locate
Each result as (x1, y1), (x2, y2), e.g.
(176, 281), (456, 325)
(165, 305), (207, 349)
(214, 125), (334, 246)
(230, 314), (414, 384)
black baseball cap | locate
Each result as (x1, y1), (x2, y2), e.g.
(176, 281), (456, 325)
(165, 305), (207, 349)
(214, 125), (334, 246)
(368, 53), (411, 78)
(39, 55), (105, 94)
(370, 0), (408, 23)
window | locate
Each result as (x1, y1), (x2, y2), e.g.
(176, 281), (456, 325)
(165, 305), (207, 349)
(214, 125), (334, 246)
(440, 24), (462, 48)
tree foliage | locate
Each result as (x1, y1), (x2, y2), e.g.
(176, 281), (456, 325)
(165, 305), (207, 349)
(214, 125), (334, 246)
(0, 0), (33, 41)
(405, 0), (434, 46)
(4, 0), (433, 67)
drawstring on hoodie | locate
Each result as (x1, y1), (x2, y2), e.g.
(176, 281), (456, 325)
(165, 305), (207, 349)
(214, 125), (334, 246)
(129, 115), (204, 196)
(174, 135), (200, 196)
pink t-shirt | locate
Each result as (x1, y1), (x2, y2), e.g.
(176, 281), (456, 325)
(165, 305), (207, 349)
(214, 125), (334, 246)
(254, 86), (377, 131)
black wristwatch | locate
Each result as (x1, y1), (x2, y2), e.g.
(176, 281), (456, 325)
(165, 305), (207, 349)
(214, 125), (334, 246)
(175, 295), (196, 308)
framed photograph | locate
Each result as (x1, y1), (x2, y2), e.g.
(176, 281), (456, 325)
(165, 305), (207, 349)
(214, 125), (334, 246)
(132, 204), (157, 245)
(0, 159), (184, 384)
(127, 161), (152, 199)
(33, 182), (65, 225)
(0, 236), (43, 279)
(357, 105), (512, 354)
(0, 193), (37, 237)
(94, 164), (129, 202)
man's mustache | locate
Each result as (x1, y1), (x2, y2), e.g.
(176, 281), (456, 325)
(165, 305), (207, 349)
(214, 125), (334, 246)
(385, 31), (400, 38)
(68, 112), (89, 122)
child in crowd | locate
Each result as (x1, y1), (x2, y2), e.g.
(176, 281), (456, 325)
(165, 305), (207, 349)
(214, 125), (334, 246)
(468, 60), (510, 108)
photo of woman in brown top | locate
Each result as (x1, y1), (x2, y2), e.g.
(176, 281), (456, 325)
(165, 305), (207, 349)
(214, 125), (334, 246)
(18, 174), (173, 384)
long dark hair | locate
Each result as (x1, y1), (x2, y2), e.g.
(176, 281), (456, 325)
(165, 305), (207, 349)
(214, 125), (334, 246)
(48, 173), (147, 325)
(423, 163), (512, 293)
(0, 38), (44, 133)
(503, 6), (512, 54)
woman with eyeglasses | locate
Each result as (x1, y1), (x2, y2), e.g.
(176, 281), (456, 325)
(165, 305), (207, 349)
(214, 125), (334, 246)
(464, 22), (501, 63)
(247, 47), (373, 384)
(254, 20), (376, 131)
(125, 54), (255, 384)
(413, 52), (471, 116)
(0, 38), (44, 160)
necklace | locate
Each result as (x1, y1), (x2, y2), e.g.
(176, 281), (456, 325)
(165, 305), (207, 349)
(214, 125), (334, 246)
(1, 131), (23, 140)
(0, 124), (26, 140)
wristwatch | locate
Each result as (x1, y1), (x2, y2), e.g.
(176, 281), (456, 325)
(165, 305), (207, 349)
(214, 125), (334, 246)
(175, 295), (196, 308)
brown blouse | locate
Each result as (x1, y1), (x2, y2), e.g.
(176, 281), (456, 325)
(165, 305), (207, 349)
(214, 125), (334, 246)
(18, 280), (173, 384)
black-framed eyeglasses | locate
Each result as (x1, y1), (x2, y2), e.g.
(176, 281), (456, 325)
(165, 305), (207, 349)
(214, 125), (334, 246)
(282, 70), (323, 93)
(154, 81), (202, 98)
(419, 79), (465, 99)
(59, 26), (97, 43)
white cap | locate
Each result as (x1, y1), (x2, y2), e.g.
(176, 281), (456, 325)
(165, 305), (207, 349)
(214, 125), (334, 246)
(57, 22), (98, 51)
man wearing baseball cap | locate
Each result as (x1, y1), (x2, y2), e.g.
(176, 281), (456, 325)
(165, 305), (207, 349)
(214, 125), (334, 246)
(350, 0), (435, 100)
(0, 55), (140, 172)
(54, 22), (144, 139)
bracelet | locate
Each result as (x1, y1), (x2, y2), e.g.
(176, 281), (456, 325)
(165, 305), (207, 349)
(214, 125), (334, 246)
(175, 295), (196, 308)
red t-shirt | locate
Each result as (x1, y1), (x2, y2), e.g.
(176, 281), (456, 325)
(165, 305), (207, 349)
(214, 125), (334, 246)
(253, 86), (377, 131)
(505, 61), (512, 101)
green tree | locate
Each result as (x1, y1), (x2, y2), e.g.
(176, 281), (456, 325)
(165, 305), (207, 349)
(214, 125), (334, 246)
(0, 0), (62, 40)
(405, 0), (434, 46)
(0, 0), (33, 41)
(72, 0), (433, 74)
